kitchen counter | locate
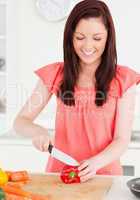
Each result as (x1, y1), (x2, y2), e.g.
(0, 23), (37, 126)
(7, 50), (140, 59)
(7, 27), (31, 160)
(105, 176), (137, 200)
(48, 174), (139, 200)
(45, 174), (138, 200)
(0, 128), (139, 200)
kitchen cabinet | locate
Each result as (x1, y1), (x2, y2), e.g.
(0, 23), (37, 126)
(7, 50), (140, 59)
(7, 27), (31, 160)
(121, 148), (140, 177)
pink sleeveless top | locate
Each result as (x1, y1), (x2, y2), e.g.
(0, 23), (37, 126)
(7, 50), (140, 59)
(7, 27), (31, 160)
(35, 62), (140, 175)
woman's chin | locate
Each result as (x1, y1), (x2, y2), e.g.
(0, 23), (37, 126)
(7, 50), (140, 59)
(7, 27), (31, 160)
(80, 58), (97, 65)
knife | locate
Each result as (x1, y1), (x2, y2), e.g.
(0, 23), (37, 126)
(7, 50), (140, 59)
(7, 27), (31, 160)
(48, 144), (79, 166)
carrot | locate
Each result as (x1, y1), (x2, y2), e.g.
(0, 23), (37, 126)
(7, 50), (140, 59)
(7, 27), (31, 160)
(5, 193), (31, 200)
(1, 185), (31, 198)
(7, 181), (28, 188)
(10, 171), (30, 182)
(5, 193), (49, 200)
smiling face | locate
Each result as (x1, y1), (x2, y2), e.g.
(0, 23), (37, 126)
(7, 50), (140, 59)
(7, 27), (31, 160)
(73, 17), (108, 69)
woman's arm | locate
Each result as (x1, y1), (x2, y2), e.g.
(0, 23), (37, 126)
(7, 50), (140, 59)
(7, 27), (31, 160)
(78, 85), (136, 182)
(13, 79), (53, 151)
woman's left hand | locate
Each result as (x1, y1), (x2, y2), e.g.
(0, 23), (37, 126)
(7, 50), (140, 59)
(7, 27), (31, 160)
(78, 158), (99, 182)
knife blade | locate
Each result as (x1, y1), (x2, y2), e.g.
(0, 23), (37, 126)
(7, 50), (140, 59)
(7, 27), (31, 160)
(48, 144), (79, 166)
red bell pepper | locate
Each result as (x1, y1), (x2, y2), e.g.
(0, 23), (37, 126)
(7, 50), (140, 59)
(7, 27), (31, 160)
(60, 165), (80, 184)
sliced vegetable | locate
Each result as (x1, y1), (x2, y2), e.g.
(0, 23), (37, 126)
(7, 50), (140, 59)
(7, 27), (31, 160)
(7, 182), (27, 188)
(60, 165), (80, 184)
(0, 188), (5, 200)
(1, 170), (48, 200)
(0, 185), (31, 198)
(0, 169), (8, 185)
(5, 193), (49, 200)
(5, 193), (31, 200)
(10, 171), (30, 182)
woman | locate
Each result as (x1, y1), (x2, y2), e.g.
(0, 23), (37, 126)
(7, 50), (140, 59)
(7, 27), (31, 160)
(14, 0), (140, 182)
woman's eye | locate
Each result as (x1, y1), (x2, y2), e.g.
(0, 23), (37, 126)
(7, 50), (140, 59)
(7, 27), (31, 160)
(94, 38), (101, 41)
(75, 37), (84, 40)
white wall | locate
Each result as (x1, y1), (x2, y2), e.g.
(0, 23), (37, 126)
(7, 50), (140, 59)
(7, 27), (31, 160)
(9, 0), (140, 130)
(104, 0), (140, 70)
(16, 0), (65, 86)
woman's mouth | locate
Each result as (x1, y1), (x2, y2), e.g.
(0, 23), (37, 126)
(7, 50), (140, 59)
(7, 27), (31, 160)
(81, 50), (95, 56)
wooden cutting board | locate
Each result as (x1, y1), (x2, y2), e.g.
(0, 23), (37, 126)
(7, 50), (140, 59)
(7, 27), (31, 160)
(23, 174), (113, 200)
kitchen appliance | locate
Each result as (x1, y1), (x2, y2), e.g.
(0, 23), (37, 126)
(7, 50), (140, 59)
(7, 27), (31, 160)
(127, 177), (140, 198)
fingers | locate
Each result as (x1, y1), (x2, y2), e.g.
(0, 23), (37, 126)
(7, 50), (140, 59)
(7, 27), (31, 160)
(80, 172), (96, 182)
(39, 135), (49, 151)
(50, 135), (55, 145)
(78, 166), (90, 177)
(78, 160), (97, 182)
(78, 165), (96, 183)
(32, 135), (50, 152)
(42, 141), (49, 151)
(78, 161), (88, 171)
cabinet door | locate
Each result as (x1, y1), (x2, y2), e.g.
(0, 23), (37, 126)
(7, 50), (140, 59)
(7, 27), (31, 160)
(121, 149), (140, 176)
(0, 144), (49, 172)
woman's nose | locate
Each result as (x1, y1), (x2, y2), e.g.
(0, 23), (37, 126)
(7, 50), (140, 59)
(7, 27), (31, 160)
(84, 39), (94, 50)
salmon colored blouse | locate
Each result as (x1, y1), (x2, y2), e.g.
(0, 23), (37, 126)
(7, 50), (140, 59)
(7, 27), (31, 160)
(35, 62), (140, 175)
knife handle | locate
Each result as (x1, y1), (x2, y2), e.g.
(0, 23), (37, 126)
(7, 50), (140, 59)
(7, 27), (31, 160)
(48, 143), (53, 153)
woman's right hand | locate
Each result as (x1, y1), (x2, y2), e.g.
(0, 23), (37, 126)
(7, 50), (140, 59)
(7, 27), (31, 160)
(32, 134), (52, 152)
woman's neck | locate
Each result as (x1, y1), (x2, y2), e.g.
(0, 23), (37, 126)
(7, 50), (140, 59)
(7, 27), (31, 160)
(79, 59), (101, 78)
(77, 66), (97, 88)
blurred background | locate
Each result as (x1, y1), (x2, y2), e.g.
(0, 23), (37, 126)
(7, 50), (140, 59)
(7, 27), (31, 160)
(0, 0), (140, 175)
